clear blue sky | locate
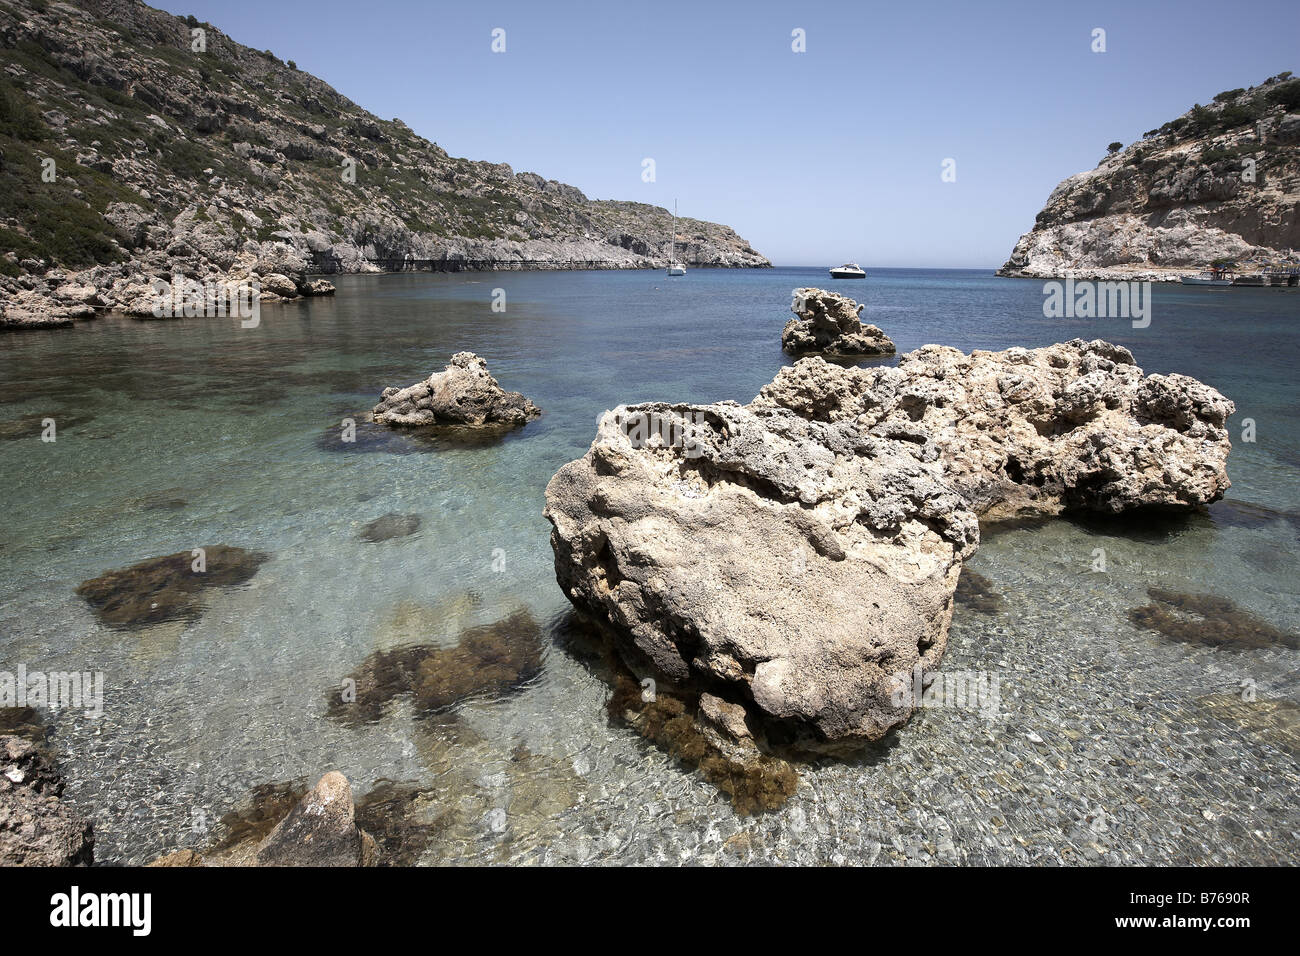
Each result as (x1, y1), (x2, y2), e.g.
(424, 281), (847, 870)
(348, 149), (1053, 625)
(157, 0), (1296, 267)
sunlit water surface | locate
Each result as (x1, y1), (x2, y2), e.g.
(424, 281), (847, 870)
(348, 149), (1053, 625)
(1, 267), (1297, 864)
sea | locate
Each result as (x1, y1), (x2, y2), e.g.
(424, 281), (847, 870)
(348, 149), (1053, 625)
(1, 266), (1296, 864)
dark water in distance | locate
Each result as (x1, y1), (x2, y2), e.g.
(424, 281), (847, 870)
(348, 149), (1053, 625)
(1, 266), (1297, 864)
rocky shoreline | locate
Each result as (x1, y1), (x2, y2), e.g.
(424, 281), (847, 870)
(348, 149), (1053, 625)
(0, 0), (768, 331)
(999, 74), (1300, 279)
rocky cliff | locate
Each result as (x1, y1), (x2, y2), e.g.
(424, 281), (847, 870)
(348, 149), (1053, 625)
(0, 0), (769, 327)
(999, 73), (1300, 280)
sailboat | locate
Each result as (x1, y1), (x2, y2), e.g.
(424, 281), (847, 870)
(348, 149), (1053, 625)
(667, 200), (687, 276)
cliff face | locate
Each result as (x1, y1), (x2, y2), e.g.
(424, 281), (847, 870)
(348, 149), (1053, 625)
(999, 74), (1300, 279)
(0, 0), (768, 326)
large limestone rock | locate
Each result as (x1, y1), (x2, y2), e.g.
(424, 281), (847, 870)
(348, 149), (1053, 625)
(545, 399), (979, 751)
(373, 352), (540, 429)
(0, 289), (94, 329)
(0, 736), (94, 866)
(755, 338), (1235, 519)
(544, 339), (1234, 751)
(781, 287), (895, 357)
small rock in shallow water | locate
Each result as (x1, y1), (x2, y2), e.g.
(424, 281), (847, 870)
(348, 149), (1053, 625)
(373, 352), (540, 430)
(173, 773), (378, 867)
(0, 735), (94, 866)
(955, 568), (1004, 614)
(328, 609), (544, 724)
(358, 512), (422, 542)
(255, 772), (379, 867)
(75, 545), (268, 630)
(1127, 587), (1298, 650)
(206, 778), (310, 854)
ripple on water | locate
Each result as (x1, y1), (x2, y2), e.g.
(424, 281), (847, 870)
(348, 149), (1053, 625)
(3, 272), (1298, 865)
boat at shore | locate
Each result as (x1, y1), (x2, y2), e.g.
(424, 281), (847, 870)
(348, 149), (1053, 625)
(1180, 271), (1234, 286)
(829, 262), (866, 279)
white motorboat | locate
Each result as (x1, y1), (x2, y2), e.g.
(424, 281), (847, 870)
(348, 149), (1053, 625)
(1179, 272), (1233, 286)
(829, 262), (866, 279)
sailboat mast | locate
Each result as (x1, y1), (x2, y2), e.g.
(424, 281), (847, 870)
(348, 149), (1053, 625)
(670, 200), (676, 264)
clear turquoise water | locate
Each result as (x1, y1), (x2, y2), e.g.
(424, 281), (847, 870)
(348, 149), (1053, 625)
(1, 267), (1297, 864)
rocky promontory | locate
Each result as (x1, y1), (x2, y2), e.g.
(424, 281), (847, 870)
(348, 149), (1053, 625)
(999, 73), (1300, 280)
(373, 352), (540, 430)
(0, 0), (767, 329)
(781, 287), (895, 358)
(544, 337), (1234, 754)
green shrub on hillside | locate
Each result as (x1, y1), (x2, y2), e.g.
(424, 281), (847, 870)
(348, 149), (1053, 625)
(1266, 79), (1300, 110)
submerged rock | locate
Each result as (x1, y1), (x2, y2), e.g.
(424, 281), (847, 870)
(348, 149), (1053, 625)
(954, 568), (1004, 615)
(606, 677), (798, 815)
(328, 609), (544, 724)
(1128, 587), (1298, 649)
(75, 545), (269, 629)
(206, 779), (310, 854)
(1198, 692), (1300, 759)
(545, 336), (1235, 752)
(372, 352), (540, 430)
(0, 736), (94, 866)
(148, 848), (205, 867)
(0, 411), (95, 441)
(358, 512), (422, 542)
(0, 707), (48, 744)
(781, 287), (895, 358)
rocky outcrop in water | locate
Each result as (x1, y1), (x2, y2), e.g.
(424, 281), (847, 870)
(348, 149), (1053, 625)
(373, 353), (540, 430)
(756, 338), (1235, 520)
(0, 736), (94, 866)
(545, 398), (979, 752)
(781, 287), (895, 357)
(999, 74), (1300, 279)
(152, 771), (379, 866)
(254, 772), (379, 866)
(0, 0), (767, 329)
(544, 338), (1234, 752)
